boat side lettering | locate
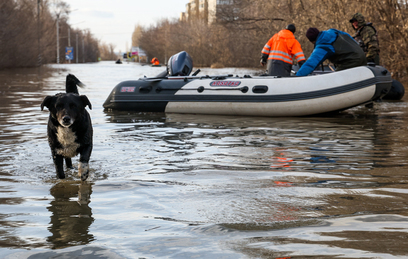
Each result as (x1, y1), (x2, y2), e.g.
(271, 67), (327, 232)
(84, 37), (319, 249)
(120, 87), (136, 92)
(210, 81), (241, 87)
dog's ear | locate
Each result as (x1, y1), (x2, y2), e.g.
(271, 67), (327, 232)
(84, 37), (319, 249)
(81, 95), (92, 110)
(41, 96), (54, 111)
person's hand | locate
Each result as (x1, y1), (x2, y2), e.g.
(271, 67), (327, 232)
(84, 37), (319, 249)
(260, 59), (266, 67)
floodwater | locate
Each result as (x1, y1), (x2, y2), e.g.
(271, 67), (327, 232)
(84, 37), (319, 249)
(1, 61), (408, 259)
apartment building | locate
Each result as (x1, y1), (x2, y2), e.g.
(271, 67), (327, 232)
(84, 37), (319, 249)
(180, 0), (233, 24)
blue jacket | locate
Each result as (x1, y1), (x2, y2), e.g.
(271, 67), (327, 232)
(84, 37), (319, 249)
(296, 29), (358, 76)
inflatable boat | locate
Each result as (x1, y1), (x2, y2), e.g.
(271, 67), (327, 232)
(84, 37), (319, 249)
(103, 51), (392, 117)
(308, 64), (404, 100)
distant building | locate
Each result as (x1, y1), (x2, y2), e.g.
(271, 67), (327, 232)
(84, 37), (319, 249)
(180, 0), (234, 24)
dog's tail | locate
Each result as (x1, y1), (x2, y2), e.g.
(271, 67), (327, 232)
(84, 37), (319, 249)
(66, 74), (85, 94)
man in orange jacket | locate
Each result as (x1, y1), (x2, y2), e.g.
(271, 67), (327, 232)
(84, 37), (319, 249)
(151, 57), (159, 66)
(261, 24), (306, 76)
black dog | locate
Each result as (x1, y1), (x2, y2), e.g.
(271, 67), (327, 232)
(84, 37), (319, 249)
(41, 74), (93, 181)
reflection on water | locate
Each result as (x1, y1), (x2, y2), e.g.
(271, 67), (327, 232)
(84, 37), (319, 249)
(231, 214), (408, 257)
(47, 182), (94, 249)
(104, 112), (389, 175)
(1, 63), (408, 258)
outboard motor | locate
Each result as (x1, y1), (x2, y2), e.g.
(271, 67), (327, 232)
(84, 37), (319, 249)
(167, 51), (193, 76)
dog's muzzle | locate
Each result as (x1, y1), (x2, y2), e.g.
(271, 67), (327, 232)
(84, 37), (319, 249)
(61, 115), (73, 127)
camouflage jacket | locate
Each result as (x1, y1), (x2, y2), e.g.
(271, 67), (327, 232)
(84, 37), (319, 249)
(350, 13), (379, 61)
(353, 23), (380, 61)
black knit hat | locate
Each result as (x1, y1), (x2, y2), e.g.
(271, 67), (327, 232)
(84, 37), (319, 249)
(286, 24), (296, 33)
(306, 27), (319, 42)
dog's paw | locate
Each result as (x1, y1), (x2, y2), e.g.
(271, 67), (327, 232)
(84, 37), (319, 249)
(57, 172), (66, 179)
(78, 162), (90, 181)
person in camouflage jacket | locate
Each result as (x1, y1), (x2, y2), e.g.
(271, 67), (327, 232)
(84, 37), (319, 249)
(349, 13), (380, 65)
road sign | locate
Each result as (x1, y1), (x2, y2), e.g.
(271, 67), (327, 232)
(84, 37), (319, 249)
(65, 47), (74, 61)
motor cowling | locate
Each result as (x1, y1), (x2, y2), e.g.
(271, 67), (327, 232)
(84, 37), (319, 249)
(167, 51), (193, 76)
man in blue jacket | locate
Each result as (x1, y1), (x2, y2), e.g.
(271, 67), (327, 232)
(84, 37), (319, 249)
(296, 27), (366, 76)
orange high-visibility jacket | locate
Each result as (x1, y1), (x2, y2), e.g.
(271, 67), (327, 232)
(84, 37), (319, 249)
(151, 57), (159, 65)
(261, 29), (305, 65)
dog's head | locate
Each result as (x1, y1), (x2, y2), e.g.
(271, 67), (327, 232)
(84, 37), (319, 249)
(41, 93), (92, 127)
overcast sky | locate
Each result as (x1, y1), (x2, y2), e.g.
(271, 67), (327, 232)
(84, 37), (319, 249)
(66, 0), (188, 53)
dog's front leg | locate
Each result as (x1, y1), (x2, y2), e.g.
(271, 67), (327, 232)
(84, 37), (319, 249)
(78, 144), (92, 181)
(65, 158), (74, 169)
(53, 155), (65, 179)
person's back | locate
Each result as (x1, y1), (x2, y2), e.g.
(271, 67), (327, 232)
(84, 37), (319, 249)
(324, 29), (367, 70)
(296, 28), (366, 76)
(151, 57), (159, 65)
(261, 24), (305, 76)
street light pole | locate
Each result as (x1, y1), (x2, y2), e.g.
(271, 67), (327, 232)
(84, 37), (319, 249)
(82, 38), (85, 63)
(56, 13), (60, 64)
(76, 33), (78, 63)
(67, 9), (80, 64)
(68, 28), (71, 63)
(164, 28), (167, 65)
(37, 0), (42, 66)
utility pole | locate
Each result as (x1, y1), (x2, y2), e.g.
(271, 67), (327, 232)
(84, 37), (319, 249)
(68, 28), (71, 63)
(76, 33), (78, 63)
(67, 10), (81, 64)
(37, 0), (42, 66)
(82, 38), (85, 63)
(56, 13), (60, 63)
(164, 28), (167, 65)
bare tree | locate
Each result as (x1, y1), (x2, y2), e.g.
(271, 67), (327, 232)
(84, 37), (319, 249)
(0, 0), (99, 68)
(99, 42), (117, 60)
(137, 0), (408, 83)
(3, 0), (408, 86)
(132, 24), (143, 48)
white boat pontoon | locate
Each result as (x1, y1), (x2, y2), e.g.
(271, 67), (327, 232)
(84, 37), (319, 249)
(103, 51), (392, 117)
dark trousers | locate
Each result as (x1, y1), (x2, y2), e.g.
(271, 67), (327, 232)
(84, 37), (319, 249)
(267, 59), (292, 77)
(369, 54), (380, 65)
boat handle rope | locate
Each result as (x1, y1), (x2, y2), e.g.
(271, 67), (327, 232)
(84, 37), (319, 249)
(153, 86), (249, 93)
(196, 86), (249, 93)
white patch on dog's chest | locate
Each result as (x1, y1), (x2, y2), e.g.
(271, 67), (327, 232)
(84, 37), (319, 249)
(56, 127), (80, 157)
